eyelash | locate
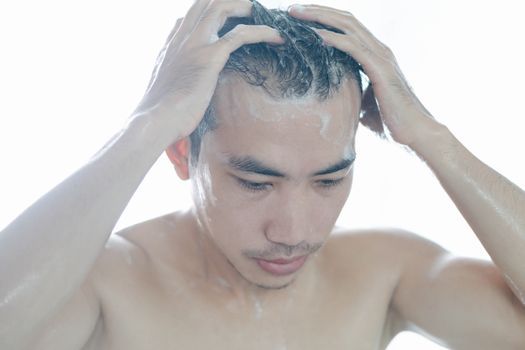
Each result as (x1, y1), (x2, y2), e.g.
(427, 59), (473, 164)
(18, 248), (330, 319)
(235, 177), (345, 193)
(317, 178), (345, 188)
(236, 178), (272, 192)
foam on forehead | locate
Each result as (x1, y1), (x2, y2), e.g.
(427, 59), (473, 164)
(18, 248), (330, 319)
(213, 72), (360, 142)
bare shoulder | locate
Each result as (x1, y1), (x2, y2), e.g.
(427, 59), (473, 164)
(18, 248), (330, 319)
(89, 211), (196, 288)
(322, 226), (451, 290)
(319, 227), (448, 343)
(324, 226), (447, 264)
(86, 214), (170, 291)
(112, 211), (194, 257)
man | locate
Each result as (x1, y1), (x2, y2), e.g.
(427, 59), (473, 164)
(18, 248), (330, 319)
(1, 1), (524, 349)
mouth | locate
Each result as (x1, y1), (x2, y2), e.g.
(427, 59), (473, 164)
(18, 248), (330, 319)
(254, 255), (308, 276)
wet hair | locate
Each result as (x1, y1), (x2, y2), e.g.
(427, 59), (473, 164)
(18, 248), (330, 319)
(189, 1), (364, 165)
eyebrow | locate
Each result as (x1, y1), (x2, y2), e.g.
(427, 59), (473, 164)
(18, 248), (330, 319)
(312, 157), (355, 176)
(228, 156), (286, 177)
(227, 155), (355, 178)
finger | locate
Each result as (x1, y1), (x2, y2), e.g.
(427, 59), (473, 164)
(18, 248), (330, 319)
(315, 28), (393, 82)
(288, 4), (379, 50)
(176, 0), (213, 40)
(148, 17), (185, 91)
(191, 0), (253, 43)
(314, 29), (370, 68)
(287, 4), (357, 34)
(288, 5), (351, 19)
(165, 17), (184, 45)
(213, 24), (284, 64)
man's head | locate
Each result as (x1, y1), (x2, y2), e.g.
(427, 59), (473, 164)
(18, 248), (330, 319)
(188, 1), (364, 166)
(167, 2), (365, 289)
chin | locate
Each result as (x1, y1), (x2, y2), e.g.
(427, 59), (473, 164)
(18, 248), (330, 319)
(247, 268), (300, 290)
(254, 279), (296, 290)
(232, 259), (298, 290)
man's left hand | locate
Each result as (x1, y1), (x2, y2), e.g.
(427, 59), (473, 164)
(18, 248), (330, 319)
(288, 4), (443, 148)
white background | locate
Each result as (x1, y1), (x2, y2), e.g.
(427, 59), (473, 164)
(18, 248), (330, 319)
(1, 0), (524, 348)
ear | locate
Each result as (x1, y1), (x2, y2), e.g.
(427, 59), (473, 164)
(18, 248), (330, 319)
(360, 84), (386, 138)
(165, 138), (191, 180)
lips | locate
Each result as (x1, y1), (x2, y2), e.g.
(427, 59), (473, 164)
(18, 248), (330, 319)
(255, 255), (307, 276)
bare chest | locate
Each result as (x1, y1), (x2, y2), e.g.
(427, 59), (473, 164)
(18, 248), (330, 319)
(87, 272), (397, 350)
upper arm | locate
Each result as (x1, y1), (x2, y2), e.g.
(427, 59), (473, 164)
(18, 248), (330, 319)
(24, 273), (102, 350)
(390, 229), (525, 349)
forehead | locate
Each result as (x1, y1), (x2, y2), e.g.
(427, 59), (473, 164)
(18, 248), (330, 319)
(202, 75), (361, 171)
(213, 74), (360, 132)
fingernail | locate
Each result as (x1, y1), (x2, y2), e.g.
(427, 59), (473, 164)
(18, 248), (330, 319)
(288, 4), (305, 13)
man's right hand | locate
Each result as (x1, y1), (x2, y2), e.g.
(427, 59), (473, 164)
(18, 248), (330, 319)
(132, 0), (283, 141)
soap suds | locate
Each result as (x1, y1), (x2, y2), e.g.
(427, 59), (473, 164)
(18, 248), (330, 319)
(250, 293), (264, 320)
(0, 273), (39, 308)
(254, 297), (263, 320)
(193, 160), (217, 207)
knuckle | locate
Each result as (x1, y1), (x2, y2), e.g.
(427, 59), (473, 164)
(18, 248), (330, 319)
(358, 40), (373, 55)
(380, 45), (397, 62)
(231, 24), (250, 35)
(202, 0), (229, 18)
(381, 44), (394, 56)
(200, 7), (217, 22)
(343, 10), (355, 19)
(222, 24), (248, 42)
(214, 37), (236, 58)
(220, 31), (236, 44)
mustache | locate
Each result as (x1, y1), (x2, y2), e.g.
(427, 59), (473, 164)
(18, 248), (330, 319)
(243, 241), (324, 260)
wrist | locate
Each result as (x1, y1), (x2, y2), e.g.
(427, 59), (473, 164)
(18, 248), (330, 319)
(126, 106), (184, 152)
(410, 120), (461, 166)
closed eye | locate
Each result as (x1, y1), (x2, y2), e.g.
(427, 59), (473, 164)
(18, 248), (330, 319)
(235, 177), (272, 192)
(233, 176), (346, 193)
(316, 178), (345, 188)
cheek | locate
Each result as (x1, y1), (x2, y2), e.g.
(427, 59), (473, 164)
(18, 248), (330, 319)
(193, 173), (265, 242)
(315, 177), (353, 226)
(316, 192), (350, 226)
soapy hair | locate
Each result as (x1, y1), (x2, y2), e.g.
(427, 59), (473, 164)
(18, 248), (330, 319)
(189, 1), (365, 165)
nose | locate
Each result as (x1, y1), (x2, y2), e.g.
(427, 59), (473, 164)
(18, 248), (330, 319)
(264, 192), (311, 248)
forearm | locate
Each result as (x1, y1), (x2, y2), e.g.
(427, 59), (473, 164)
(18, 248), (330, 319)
(0, 111), (176, 341)
(413, 122), (525, 302)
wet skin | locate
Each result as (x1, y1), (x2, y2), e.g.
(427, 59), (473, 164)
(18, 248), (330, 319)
(60, 213), (406, 350)
(29, 65), (525, 350)
(7, 1), (525, 349)
(30, 78), (407, 350)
